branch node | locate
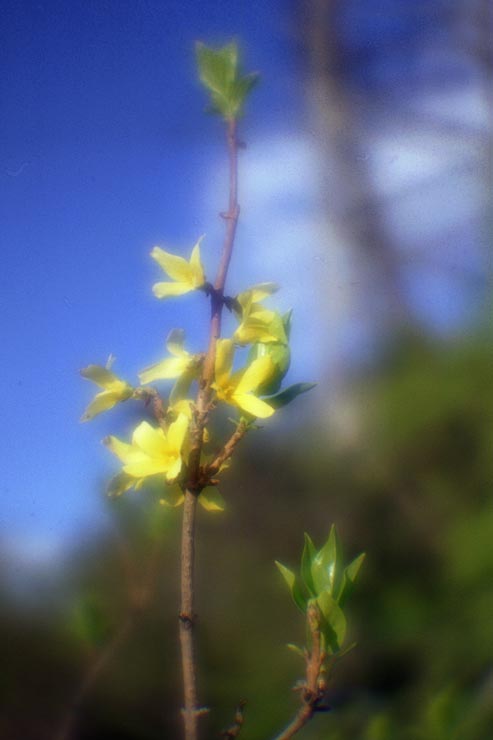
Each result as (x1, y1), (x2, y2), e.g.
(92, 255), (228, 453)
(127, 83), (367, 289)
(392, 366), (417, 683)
(179, 611), (196, 628)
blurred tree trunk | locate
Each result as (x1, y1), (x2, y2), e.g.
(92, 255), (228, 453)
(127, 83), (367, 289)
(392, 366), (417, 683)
(302, 0), (413, 333)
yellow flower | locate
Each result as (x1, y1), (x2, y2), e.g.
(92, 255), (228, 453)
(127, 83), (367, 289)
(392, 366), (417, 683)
(233, 283), (287, 345)
(80, 363), (133, 422)
(104, 415), (189, 482)
(139, 329), (198, 383)
(212, 339), (275, 418)
(151, 237), (205, 299)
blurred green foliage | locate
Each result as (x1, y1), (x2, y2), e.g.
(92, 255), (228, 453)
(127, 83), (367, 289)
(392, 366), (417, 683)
(2, 334), (492, 738)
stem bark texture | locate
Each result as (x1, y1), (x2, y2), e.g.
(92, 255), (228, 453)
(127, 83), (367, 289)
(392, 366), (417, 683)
(179, 118), (240, 740)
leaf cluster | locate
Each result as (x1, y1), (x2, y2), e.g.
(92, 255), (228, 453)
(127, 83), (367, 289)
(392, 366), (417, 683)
(196, 41), (259, 120)
(276, 526), (365, 656)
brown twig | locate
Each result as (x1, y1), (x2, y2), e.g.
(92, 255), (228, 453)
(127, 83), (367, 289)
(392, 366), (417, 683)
(221, 700), (247, 739)
(272, 604), (327, 740)
(179, 117), (241, 740)
(54, 525), (162, 740)
(205, 421), (248, 480)
(54, 612), (134, 740)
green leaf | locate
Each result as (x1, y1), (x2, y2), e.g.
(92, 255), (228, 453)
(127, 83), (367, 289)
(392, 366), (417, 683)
(301, 533), (317, 597)
(247, 340), (291, 396)
(199, 487), (226, 512)
(316, 591), (347, 653)
(286, 643), (305, 659)
(275, 561), (307, 613)
(195, 41), (258, 120)
(230, 72), (260, 115)
(337, 553), (366, 606)
(265, 382), (316, 410)
(336, 641), (357, 660)
(282, 309), (293, 340)
(196, 42), (237, 91)
(311, 525), (342, 596)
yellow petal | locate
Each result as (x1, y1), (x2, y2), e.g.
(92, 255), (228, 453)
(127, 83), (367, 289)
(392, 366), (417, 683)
(246, 283), (279, 303)
(215, 339), (235, 387)
(189, 237), (205, 286)
(233, 392), (275, 418)
(132, 421), (169, 458)
(165, 454), (183, 482)
(139, 356), (189, 385)
(235, 356), (275, 395)
(167, 413), (189, 452)
(166, 328), (187, 357)
(199, 488), (226, 512)
(107, 472), (138, 498)
(160, 488), (184, 507)
(80, 364), (126, 391)
(104, 435), (134, 463)
(151, 247), (194, 283)
(236, 283), (278, 312)
(171, 399), (194, 419)
(123, 456), (171, 478)
(152, 281), (194, 299)
(234, 319), (279, 345)
(169, 369), (196, 406)
(81, 389), (130, 422)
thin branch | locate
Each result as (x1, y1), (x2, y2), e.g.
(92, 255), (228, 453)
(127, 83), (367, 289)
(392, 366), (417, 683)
(54, 535), (162, 740)
(179, 117), (241, 740)
(221, 700), (247, 739)
(272, 604), (327, 740)
(54, 612), (134, 740)
(205, 421), (248, 481)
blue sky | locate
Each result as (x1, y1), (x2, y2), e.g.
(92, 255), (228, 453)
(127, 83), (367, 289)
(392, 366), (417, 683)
(1, 1), (487, 565)
(1, 1), (310, 560)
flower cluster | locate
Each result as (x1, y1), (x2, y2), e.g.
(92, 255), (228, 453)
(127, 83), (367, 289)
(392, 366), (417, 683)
(81, 234), (313, 506)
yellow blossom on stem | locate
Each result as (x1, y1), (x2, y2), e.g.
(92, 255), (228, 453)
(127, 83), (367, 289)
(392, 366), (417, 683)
(80, 364), (133, 422)
(212, 339), (275, 418)
(233, 283), (287, 345)
(104, 415), (189, 483)
(151, 237), (205, 299)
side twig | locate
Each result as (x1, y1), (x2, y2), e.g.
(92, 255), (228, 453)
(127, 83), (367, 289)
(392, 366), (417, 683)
(221, 700), (247, 739)
(272, 604), (328, 740)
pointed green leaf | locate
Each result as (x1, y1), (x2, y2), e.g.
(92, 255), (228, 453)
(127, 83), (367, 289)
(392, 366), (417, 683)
(247, 340), (291, 396)
(301, 533), (317, 597)
(337, 553), (366, 606)
(196, 41), (258, 120)
(316, 591), (347, 653)
(336, 641), (357, 660)
(282, 309), (293, 340)
(275, 561), (307, 613)
(230, 72), (260, 115)
(265, 382), (316, 410)
(311, 525), (342, 596)
(196, 42), (238, 94)
(286, 643), (305, 659)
